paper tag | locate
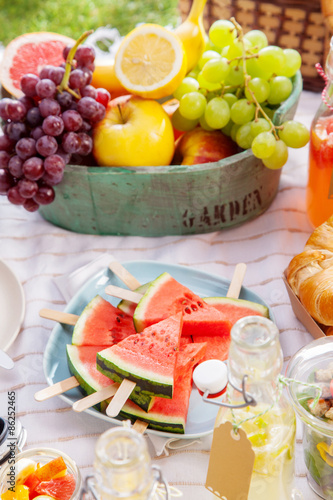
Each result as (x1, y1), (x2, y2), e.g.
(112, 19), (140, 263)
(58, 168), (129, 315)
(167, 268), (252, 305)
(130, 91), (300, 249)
(205, 421), (255, 500)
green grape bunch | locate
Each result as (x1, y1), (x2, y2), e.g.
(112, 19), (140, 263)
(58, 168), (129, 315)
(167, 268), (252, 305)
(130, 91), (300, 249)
(172, 18), (310, 170)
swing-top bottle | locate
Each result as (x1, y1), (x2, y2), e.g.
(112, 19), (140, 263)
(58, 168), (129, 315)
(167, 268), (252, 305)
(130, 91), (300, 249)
(214, 316), (296, 500)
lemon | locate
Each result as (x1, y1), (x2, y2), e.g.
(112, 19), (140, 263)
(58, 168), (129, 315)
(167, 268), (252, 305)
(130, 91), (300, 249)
(114, 24), (187, 100)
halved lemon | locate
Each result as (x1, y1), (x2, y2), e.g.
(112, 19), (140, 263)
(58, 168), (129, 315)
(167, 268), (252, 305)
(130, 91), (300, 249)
(114, 24), (187, 100)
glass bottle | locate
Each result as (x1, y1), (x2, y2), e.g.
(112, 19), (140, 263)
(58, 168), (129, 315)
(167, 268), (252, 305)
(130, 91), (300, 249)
(84, 425), (169, 500)
(306, 35), (333, 228)
(214, 316), (296, 500)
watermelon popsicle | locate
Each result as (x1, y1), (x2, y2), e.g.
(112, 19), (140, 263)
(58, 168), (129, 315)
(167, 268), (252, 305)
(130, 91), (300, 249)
(119, 342), (208, 434)
(97, 313), (184, 417)
(37, 298), (157, 412)
(34, 345), (119, 405)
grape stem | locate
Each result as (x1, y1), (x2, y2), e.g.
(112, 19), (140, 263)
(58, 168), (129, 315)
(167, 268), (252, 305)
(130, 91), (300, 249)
(229, 17), (281, 140)
(228, 53), (258, 64)
(58, 30), (94, 98)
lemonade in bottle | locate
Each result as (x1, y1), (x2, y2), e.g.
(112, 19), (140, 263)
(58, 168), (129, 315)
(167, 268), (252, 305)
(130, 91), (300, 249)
(214, 317), (296, 500)
(306, 36), (333, 228)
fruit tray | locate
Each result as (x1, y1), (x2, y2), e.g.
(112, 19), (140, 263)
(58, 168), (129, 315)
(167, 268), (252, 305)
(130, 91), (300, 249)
(38, 71), (302, 237)
(43, 260), (274, 439)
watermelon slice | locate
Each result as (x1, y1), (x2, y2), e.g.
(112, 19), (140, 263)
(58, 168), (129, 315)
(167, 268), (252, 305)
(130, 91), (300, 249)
(193, 335), (231, 362)
(66, 345), (117, 404)
(193, 298), (269, 362)
(97, 313), (183, 401)
(120, 342), (207, 433)
(204, 296), (269, 323)
(133, 273), (232, 337)
(67, 344), (154, 414)
(72, 295), (136, 346)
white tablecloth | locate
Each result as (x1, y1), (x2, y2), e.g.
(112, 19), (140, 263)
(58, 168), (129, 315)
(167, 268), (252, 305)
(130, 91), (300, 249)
(0, 90), (324, 499)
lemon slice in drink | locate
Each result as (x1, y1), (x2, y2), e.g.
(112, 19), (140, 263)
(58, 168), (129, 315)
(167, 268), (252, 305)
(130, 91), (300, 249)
(114, 24), (187, 100)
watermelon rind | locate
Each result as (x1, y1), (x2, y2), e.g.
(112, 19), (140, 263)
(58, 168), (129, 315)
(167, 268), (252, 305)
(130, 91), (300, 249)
(66, 344), (116, 411)
(117, 282), (150, 316)
(96, 359), (154, 412)
(204, 296), (270, 318)
(120, 400), (186, 434)
(97, 348), (173, 401)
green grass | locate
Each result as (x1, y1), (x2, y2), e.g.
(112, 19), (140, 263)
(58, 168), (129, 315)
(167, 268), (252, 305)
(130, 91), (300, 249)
(0, 0), (180, 47)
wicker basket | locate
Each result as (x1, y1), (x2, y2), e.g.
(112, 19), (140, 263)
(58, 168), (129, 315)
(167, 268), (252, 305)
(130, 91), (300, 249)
(179, 0), (333, 92)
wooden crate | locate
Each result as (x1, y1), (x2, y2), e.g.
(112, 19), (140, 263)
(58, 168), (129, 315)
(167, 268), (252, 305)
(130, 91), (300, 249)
(179, 0), (332, 92)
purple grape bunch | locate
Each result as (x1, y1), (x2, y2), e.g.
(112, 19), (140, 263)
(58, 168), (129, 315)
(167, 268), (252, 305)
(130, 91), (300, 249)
(0, 43), (111, 212)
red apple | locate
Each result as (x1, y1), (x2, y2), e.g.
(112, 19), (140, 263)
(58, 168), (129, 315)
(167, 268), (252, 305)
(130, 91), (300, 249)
(173, 127), (239, 165)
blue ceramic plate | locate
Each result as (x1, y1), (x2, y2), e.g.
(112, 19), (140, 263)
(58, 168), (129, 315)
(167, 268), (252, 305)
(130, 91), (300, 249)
(44, 260), (274, 439)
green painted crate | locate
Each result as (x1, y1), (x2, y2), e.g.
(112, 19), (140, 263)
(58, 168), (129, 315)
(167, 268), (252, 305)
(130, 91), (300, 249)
(39, 71), (302, 237)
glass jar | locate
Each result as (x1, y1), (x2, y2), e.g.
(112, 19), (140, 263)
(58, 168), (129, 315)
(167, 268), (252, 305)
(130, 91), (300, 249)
(84, 426), (169, 500)
(214, 316), (296, 500)
(306, 35), (333, 228)
(0, 447), (82, 498)
(286, 336), (333, 500)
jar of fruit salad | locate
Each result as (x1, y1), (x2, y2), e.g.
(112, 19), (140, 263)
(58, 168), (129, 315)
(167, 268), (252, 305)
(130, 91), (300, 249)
(0, 447), (82, 499)
(286, 336), (333, 500)
(83, 425), (170, 499)
(214, 316), (297, 500)
(306, 36), (333, 227)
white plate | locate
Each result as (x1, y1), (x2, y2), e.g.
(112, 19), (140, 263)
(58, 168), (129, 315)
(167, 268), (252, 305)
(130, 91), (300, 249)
(44, 260), (274, 439)
(0, 259), (25, 351)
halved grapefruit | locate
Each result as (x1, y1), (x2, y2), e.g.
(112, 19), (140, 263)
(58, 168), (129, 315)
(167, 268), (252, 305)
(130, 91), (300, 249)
(35, 474), (76, 500)
(0, 32), (75, 98)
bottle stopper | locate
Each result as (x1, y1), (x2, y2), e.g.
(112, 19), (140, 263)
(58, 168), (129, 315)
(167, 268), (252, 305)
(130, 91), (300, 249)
(193, 360), (228, 398)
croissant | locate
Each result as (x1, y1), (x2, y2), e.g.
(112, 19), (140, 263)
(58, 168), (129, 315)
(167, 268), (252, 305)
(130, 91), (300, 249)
(286, 215), (333, 326)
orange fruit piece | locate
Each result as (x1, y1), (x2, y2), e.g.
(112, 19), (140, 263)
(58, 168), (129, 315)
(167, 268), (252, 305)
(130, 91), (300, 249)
(34, 457), (67, 481)
(1, 486), (29, 500)
(0, 32), (75, 98)
(91, 60), (128, 99)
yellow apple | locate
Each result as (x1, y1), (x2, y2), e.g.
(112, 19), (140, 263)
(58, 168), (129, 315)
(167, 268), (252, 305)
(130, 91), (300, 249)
(92, 95), (175, 167)
(173, 127), (239, 165)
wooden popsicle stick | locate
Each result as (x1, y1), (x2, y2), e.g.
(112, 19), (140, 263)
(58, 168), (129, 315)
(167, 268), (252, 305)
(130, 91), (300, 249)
(39, 308), (79, 325)
(226, 263), (247, 299)
(132, 419), (149, 434)
(72, 384), (119, 412)
(106, 379), (137, 418)
(108, 261), (141, 291)
(105, 285), (142, 303)
(34, 376), (80, 401)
